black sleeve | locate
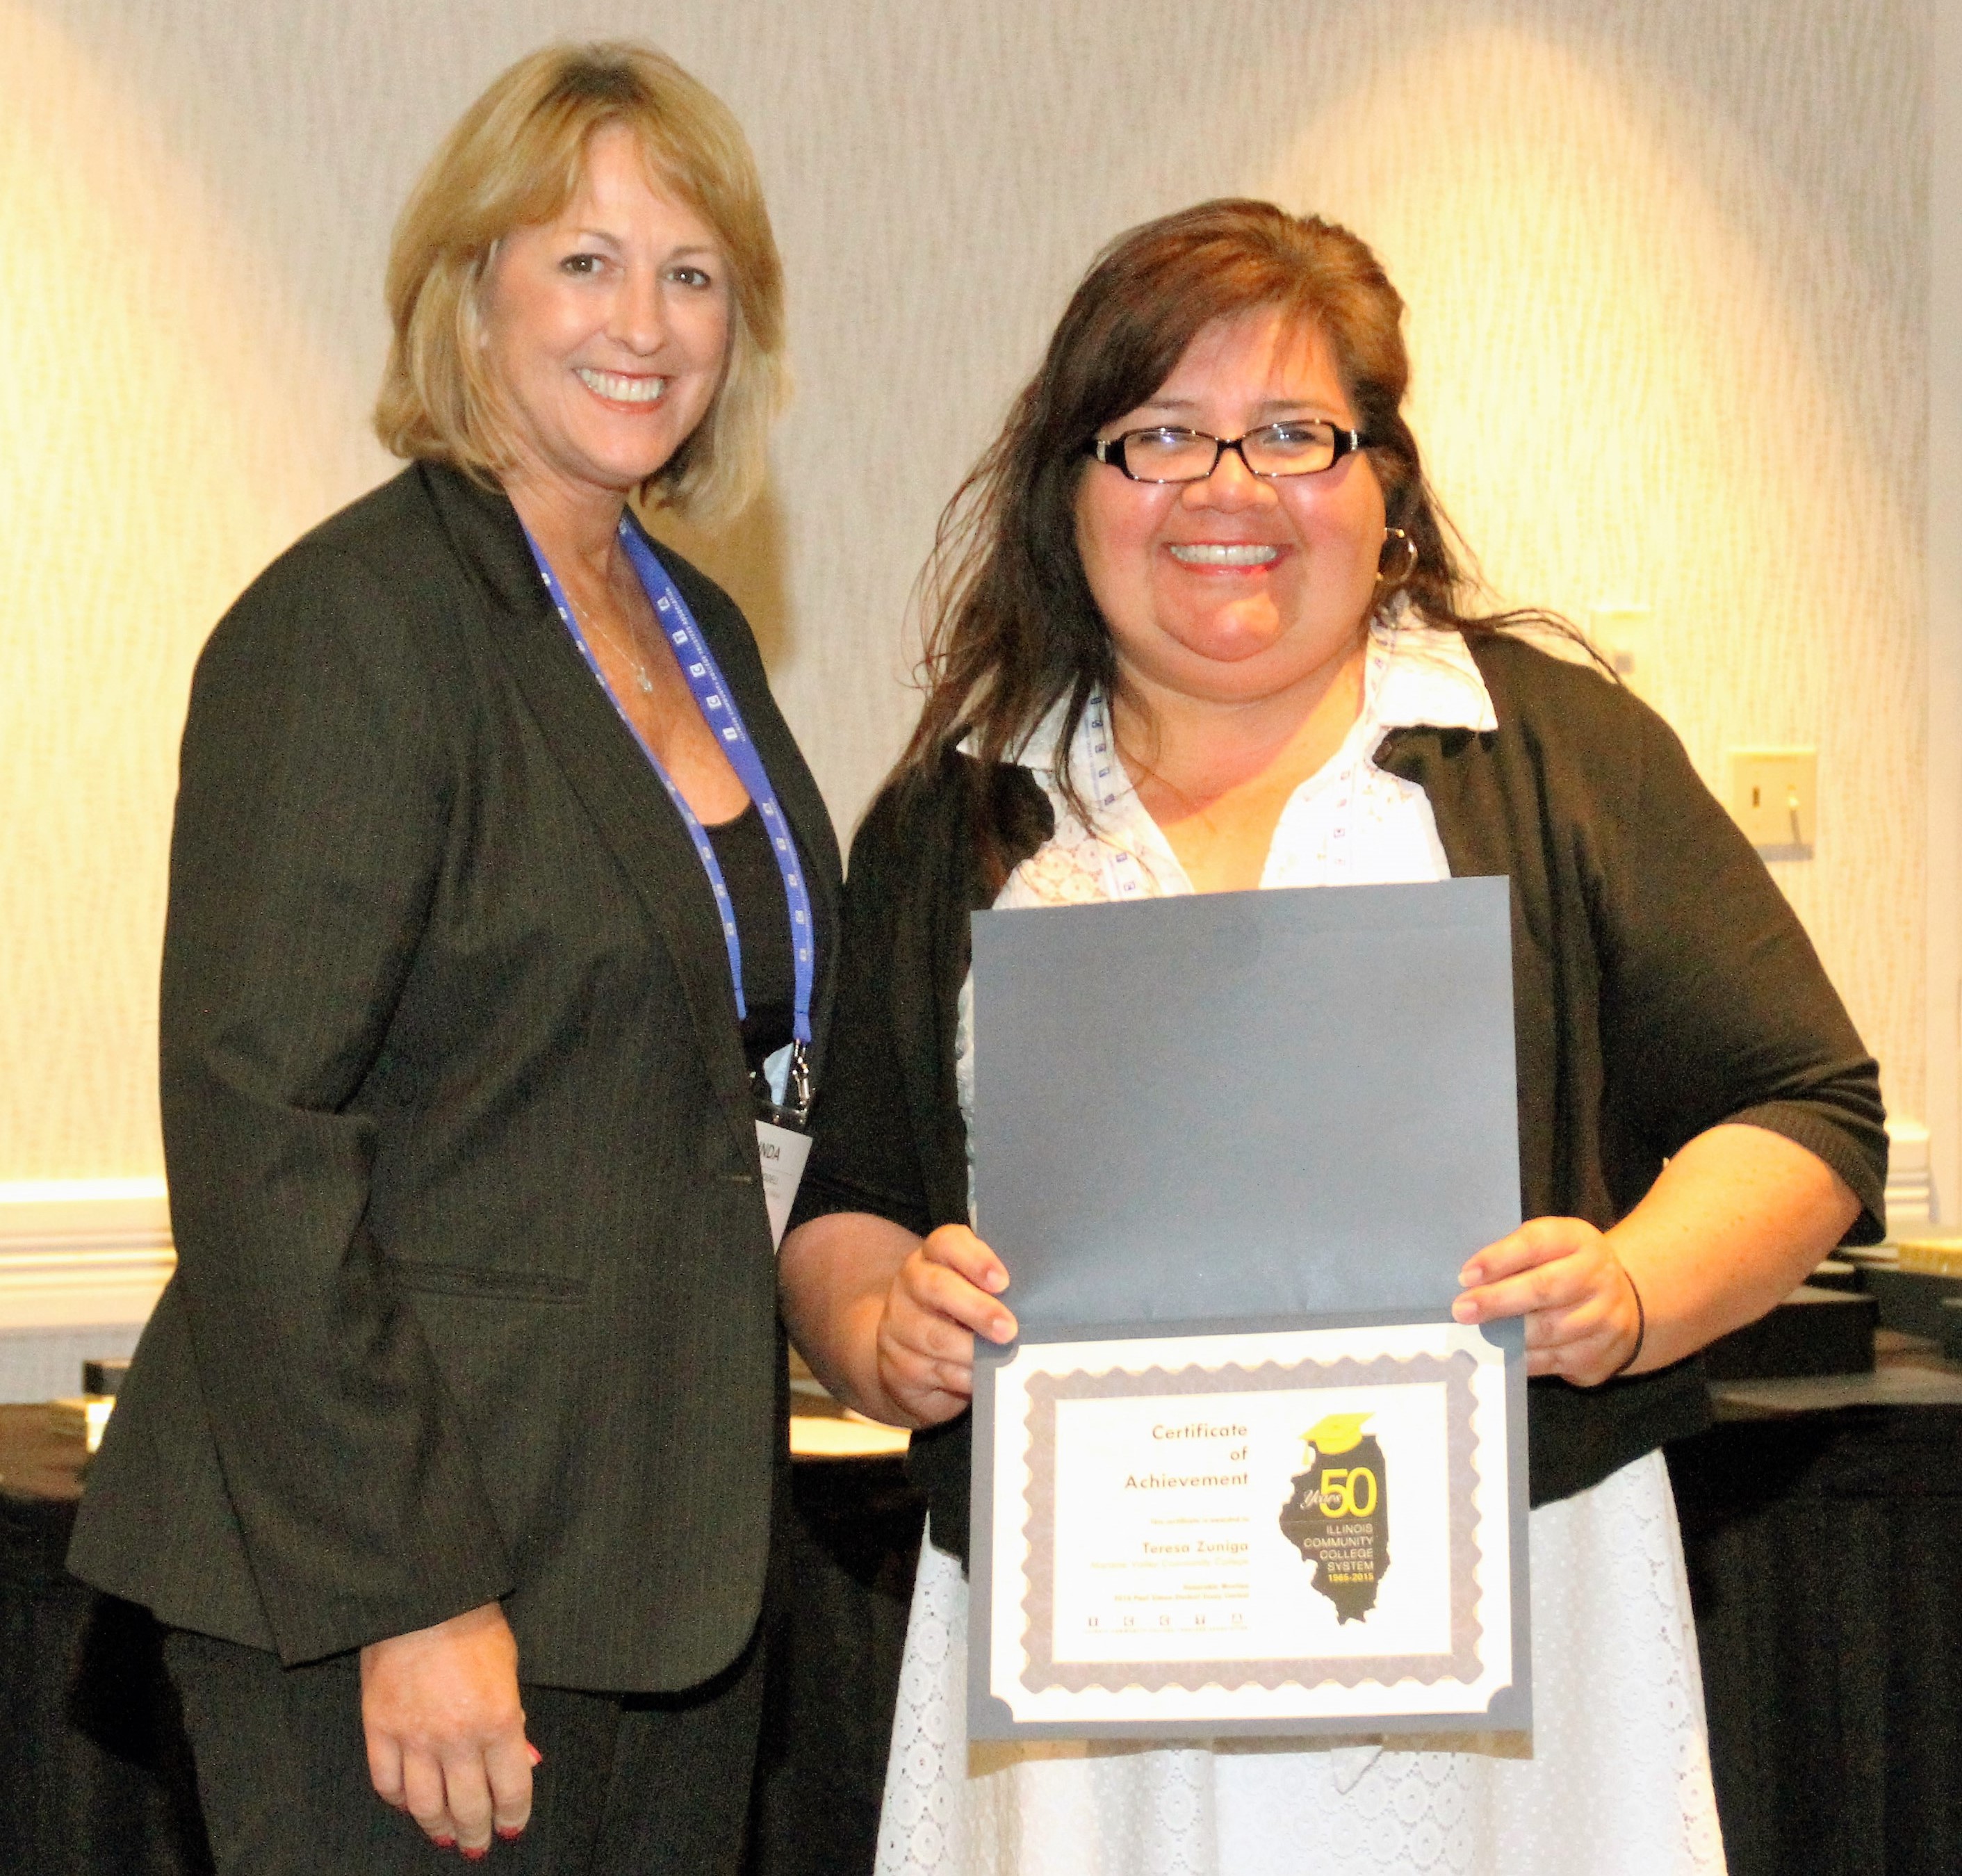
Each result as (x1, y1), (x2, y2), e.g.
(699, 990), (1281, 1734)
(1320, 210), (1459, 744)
(788, 776), (976, 1564)
(1595, 699), (1887, 1239)
(790, 782), (941, 1239)
(786, 758), (1052, 1571)
(161, 541), (513, 1663)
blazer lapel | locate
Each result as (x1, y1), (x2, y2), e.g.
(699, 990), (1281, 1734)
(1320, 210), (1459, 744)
(417, 464), (759, 1163)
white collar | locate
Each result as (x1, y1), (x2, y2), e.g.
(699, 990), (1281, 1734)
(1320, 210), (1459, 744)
(1364, 607), (1498, 735)
(1006, 605), (1496, 778)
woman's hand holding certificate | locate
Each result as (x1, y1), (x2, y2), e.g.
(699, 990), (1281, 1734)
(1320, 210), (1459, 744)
(781, 1218), (1017, 1430)
(1455, 1121), (1856, 1387)
(878, 1227), (1019, 1424)
(1453, 1218), (1643, 1387)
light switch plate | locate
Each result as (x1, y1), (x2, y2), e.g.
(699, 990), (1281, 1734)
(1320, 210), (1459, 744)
(1728, 748), (1816, 855)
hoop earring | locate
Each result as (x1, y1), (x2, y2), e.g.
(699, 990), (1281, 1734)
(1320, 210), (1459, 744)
(1378, 527), (1418, 587)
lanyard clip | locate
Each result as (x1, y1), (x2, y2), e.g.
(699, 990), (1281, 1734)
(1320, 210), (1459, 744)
(785, 1039), (814, 1127)
(753, 1039), (814, 1131)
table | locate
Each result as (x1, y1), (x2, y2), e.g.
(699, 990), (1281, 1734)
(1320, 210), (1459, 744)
(750, 1448), (922, 1876)
(0, 1405), (209, 1874)
(1667, 1335), (1962, 1876)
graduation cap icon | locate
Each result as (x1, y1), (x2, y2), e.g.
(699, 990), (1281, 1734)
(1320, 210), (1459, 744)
(1299, 1411), (1372, 1469)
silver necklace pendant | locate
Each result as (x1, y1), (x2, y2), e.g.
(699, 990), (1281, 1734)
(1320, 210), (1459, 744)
(569, 593), (657, 700)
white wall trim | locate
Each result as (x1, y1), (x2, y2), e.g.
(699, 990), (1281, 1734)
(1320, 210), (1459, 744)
(1930, 0), (1962, 1222)
(0, 1179), (175, 1330)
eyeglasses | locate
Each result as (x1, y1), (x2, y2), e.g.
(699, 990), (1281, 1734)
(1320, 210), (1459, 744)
(1086, 421), (1368, 483)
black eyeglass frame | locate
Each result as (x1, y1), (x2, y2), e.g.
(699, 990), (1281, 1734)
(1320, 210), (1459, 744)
(1086, 423), (1371, 483)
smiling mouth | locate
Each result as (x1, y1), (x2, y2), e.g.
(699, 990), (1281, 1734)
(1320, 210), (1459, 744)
(1167, 544), (1280, 567)
(575, 367), (669, 405)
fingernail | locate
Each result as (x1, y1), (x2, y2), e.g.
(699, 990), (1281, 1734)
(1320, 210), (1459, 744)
(526, 1743), (543, 1766)
(498, 1827), (525, 1841)
(461, 1851), (488, 1863)
(1452, 1296), (1478, 1323)
(1459, 1265), (1481, 1286)
(985, 1269), (1007, 1292)
(432, 1838), (456, 1851)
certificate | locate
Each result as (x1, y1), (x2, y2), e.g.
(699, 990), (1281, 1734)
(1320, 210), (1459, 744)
(970, 1316), (1528, 1738)
(967, 879), (1529, 1738)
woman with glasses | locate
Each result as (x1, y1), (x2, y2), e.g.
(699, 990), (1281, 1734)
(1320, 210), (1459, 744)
(778, 200), (1883, 1874)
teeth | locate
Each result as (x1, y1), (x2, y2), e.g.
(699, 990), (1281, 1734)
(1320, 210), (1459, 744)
(1168, 544), (1280, 566)
(575, 368), (667, 404)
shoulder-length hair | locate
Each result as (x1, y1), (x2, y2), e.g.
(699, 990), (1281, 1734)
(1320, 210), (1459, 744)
(374, 41), (786, 524)
(901, 198), (1565, 858)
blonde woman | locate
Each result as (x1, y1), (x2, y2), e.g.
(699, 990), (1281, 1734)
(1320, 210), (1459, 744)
(70, 43), (837, 1874)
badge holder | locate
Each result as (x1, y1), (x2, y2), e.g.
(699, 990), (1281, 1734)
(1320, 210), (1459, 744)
(754, 1040), (814, 1250)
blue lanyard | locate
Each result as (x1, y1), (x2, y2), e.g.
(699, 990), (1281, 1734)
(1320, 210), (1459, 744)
(524, 520), (817, 1081)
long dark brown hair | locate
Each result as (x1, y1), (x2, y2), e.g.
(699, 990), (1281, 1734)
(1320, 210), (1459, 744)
(898, 199), (1572, 872)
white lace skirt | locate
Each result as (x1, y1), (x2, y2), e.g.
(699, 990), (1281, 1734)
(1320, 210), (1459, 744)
(874, 1449), (1725, 1876)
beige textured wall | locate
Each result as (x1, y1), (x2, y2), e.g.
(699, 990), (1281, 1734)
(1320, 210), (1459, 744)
(0, 0), (1928, 1180)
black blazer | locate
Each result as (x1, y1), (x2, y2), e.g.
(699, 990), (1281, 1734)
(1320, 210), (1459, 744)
(68, 462), (840, 1693)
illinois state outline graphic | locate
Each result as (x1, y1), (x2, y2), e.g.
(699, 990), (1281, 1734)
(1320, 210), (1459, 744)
(1277, 1411), (1391, 1624)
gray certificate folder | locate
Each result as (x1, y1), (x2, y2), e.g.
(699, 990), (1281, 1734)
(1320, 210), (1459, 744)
(970, 876), (1521, 1330)
(967, 876), (1530, 1741)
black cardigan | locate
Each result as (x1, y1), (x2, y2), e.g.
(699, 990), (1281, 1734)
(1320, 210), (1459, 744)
(793, 632), (1886, 1563)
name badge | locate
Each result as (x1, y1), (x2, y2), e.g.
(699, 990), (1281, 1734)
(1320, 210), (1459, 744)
(755, 1118), (813, 1250)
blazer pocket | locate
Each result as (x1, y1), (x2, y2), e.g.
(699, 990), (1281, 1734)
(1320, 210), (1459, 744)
(386, 1258), (589, 1303)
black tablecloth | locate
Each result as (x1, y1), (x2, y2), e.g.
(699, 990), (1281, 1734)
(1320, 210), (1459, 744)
(6, 1371), (1961, 1876)
(0, 1408), (211, 1873)
(1667, 1355), (1962, 1876)
(749, 1454), (923, 1876)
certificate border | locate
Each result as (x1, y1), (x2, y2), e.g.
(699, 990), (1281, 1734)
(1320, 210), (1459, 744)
(1017, 1350), (1482, 1694)
(970, 1312), (1531, 1741)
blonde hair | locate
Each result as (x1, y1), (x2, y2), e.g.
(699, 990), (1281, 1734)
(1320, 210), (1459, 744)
(375, 42), (786, 523)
